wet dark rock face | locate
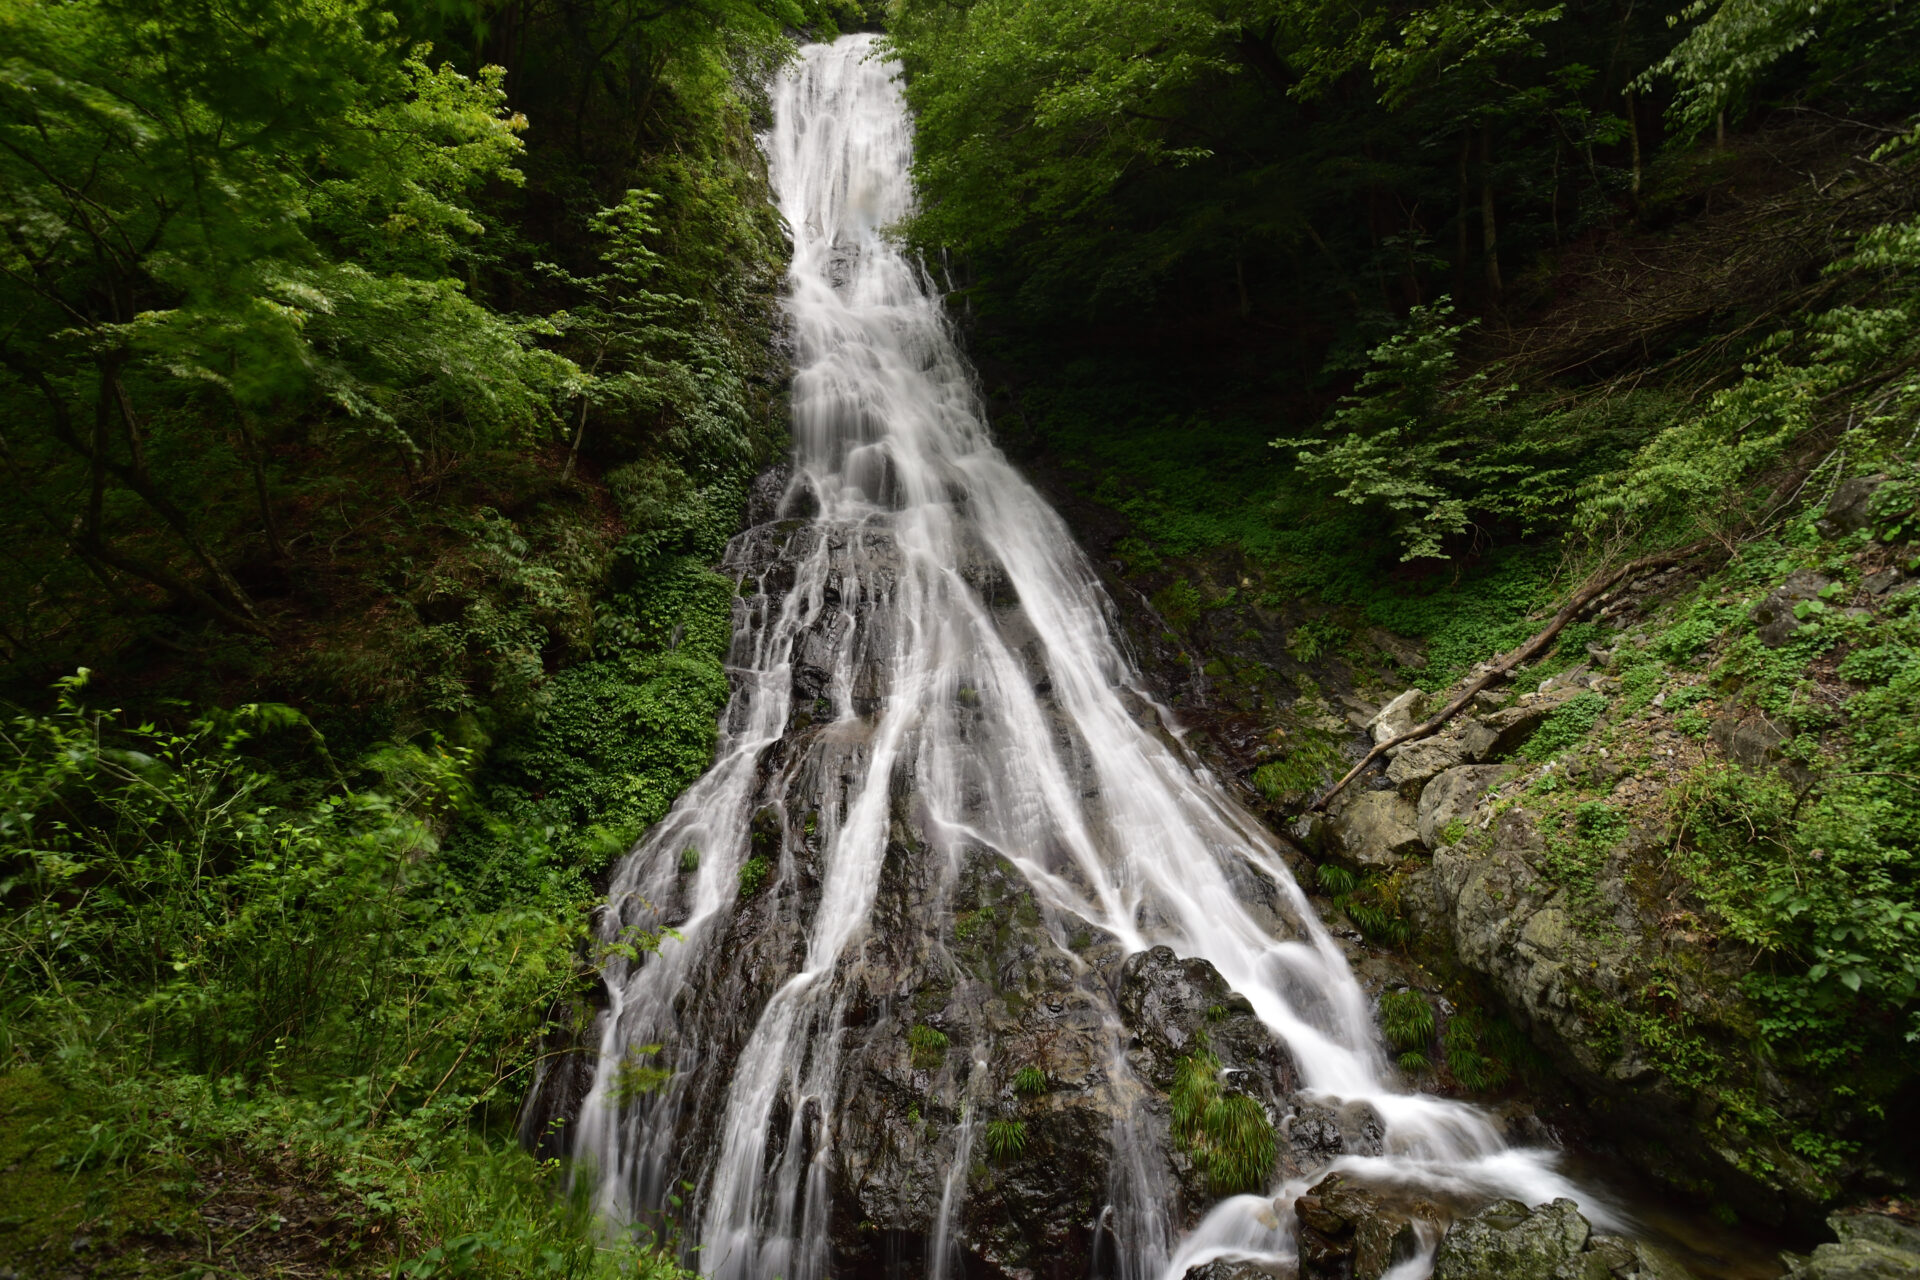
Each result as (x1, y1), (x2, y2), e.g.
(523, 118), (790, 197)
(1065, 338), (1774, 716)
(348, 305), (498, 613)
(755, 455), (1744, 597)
(582, 508), (1250, 1279)
(1294, 1172), (1436, 1280)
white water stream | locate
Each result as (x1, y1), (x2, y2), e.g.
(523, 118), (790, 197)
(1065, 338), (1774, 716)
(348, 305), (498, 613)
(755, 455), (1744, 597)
(563, 34), (1617, 1279)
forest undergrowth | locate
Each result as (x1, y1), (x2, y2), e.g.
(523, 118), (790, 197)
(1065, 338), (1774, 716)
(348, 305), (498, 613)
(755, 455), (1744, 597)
(0, 0), (882, 1272)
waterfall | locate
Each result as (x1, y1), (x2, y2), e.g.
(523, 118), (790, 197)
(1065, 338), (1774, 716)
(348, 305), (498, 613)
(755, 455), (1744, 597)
(559, 34), (1615, 1279)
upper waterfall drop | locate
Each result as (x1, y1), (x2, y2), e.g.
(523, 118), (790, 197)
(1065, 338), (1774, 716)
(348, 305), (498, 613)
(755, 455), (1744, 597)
(556, 33), (1619, 1279)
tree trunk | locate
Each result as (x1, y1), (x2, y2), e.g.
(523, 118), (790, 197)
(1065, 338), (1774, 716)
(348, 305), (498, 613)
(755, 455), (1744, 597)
(1311, 541), (1714, 811)
(1627, 90), (1643, 201)
(1456, 131), (1472, 298)
(95, 361), (261, 621)
(1480, 125), (1502, 299)
(235, 410), (290, 562)
(563, 394), (589, 483)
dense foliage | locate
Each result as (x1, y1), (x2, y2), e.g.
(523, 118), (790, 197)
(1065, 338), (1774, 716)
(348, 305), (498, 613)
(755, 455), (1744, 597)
(0, 0), (854, 1269)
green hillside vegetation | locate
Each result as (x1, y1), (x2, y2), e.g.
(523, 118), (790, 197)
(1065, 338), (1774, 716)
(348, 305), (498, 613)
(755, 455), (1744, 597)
(888, 0), (1920, 1219)
(0, 0), (878, 1271)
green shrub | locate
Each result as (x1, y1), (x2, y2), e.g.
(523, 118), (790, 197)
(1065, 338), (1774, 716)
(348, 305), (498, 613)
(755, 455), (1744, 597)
(1013, 1065), (1048, 1096)
(1286, 617), (1352, 662)
(737, 856), (772, 897)
(1573, 800), (1626, 844)
(0, 674), (695, 1276)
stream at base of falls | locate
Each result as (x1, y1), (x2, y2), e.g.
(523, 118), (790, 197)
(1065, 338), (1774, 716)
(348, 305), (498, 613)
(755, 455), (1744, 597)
(525, 34), (1767, 1280)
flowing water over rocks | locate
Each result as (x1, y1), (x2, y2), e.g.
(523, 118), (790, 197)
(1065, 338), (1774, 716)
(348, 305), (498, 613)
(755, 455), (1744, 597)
(540, 35), (1626, 1279)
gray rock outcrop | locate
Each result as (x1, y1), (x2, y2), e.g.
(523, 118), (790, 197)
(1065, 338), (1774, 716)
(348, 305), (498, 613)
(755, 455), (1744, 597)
(1330, 790), (1425, 867)
(1369, 688), (1430, 743)
(1781, 1211), (1920, 1279)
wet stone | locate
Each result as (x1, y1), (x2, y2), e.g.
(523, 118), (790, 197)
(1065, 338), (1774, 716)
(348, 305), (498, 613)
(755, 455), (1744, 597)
(1184, 1261), (1290, 1280)
(1431, 1198), (1592, 1280)
(1292, 1173), (1433, 1280)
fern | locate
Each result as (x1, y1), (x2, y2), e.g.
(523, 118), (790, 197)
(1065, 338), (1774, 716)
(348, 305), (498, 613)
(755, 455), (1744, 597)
(1315, 862), (1357, 896)
(908, 1024), (950, 1069)
(1379, 989), (1436, 1052)
(984, 1118), (1028, 1161)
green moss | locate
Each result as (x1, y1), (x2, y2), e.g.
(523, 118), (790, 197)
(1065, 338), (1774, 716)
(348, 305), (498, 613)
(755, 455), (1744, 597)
(1153, 578), (1205, 628)
(0, 1070), (195, 1274)
(1250, 730), (1345, 805)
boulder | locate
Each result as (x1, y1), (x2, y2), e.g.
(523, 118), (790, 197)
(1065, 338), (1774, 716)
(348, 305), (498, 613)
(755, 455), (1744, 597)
(1458, 687), (1584, 761)
(1864, 567), (1906, 596)
(1459, 716), (1502, 760)
(1292, 1173), (1431, 1280)
(1417, 764), (1507, 848)
(1431, 1198), (1588, 1280)
(1586, 1234), (1696, 1280)
(1368, 689), (1430, 744)
(1816, 474), (1888, 539)
(1368, 627), (1429, 670)
(1752, 570), (1832, 648)
(1183, 1261), (1286, 1280)
(1709, 711), (1812, 785)
(1331, 790), (1424, 868)
(1116, 946), (1258, 1082)
(1781, 1211), (1920, 1279)
(1386, 733), (1472, 794)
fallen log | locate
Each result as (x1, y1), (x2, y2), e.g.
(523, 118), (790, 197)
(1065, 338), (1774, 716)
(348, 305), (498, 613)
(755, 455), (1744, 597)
(1308, 542), (1714, 812)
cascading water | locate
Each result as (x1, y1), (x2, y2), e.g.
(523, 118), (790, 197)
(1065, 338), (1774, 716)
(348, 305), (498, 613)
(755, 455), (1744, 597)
(555, 34), (1620, 1279)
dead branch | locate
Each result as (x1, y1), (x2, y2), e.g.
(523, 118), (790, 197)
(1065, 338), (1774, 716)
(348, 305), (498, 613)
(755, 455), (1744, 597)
(1308, 541), (1715, 813)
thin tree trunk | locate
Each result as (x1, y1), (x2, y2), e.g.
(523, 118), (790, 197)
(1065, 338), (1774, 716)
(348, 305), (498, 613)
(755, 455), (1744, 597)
(1480, 124), (1502, 299)
(563, 394), (589, 482)
(234, 408), (289, 562)
(1456, 131), (1472, 298)
(99, 364), (259, 618)
(1626, 89), (1643, 199)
